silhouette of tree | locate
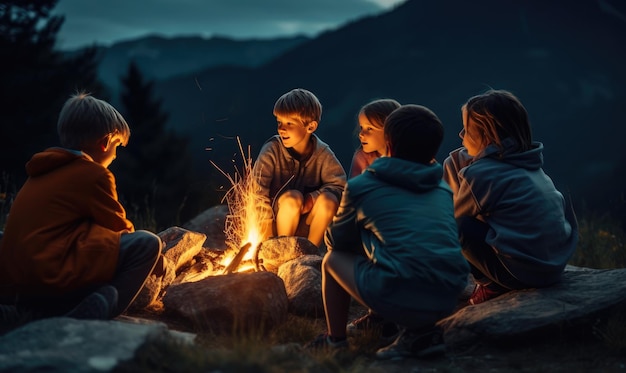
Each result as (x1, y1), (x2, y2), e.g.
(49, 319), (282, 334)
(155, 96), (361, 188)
(113, 61), (195, 230)
(0, 0), (105, 182)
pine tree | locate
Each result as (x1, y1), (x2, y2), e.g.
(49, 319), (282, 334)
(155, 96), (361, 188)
(114, 61), (195, 231)
(0, 0), (105, 181)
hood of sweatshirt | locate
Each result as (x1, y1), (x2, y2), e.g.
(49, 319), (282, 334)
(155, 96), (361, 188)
(25, 148), (90, 177)
(366, 156), (444, 194)
(477, 138), (544, 171)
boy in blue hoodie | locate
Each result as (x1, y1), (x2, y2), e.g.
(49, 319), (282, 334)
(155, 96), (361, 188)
(307, 104), (469, 359)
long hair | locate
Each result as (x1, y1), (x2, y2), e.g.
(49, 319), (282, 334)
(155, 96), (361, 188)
(463, 89), (532, 152)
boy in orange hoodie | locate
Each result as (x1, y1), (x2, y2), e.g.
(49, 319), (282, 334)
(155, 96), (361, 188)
(0, 92), (161, 325)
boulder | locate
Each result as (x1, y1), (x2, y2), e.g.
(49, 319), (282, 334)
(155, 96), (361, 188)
(277, 255), (324, 318)
(258, 236), (320, 273)
(182, 204), (229, 250)
(162, 271), (289, 334)
(159, 226), (206, 271)
(0, 317), (194, 372)
(439, 267), (626, 347)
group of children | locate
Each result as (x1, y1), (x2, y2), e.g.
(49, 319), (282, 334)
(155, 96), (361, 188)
(0, 88), (578, 360)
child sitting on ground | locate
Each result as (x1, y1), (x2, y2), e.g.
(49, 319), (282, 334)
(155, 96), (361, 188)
(253, 88), (346, 248)
(306, 104), (470, 359)
(442, 89), (578, 305)
(0, 92), (161, 326)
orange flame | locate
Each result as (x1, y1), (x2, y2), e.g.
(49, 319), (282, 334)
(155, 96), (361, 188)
(210, 137), (270, 272)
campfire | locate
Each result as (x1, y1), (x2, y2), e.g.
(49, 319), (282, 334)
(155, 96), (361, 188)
(209, 137), (272, 275)
(156, 136), (318, 287)
(132, 136), (323, 329)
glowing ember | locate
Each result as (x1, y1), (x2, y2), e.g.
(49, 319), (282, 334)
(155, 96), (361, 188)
(210, 137), (271, 273)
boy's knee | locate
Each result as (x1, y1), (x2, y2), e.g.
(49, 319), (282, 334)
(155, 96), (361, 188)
(137, 229), (162, 246)
(125, 230), (162, 260)
(280, 190), (304, 202)
(313, 192), (340, 214)
(278, 190), (304, 211)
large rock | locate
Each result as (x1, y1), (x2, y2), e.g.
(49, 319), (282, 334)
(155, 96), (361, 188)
(0, 317), (194, 372)
(277, 255), (324, 318)
(129, 254), (176, 311)
(258, 236), (320, 273)
(182, 205), (229, 250)
(439, 267), (626, 347)
(159, 226), (206, 271)
(129, 226), (206, 310)
(162, 271), (289, 334)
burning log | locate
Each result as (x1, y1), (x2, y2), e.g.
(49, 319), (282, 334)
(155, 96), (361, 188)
(252, 241), (266, 272)
(221, 242), (265, 274)
(222, 242), (251, 275)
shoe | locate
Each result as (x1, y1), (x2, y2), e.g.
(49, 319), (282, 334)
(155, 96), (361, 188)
(347, 310), (400, 344)
(347, 310), (384, 331)
(304, 333), (348, 351)
(468, 283), (509, 305)
(375, 326), (446, 360)
(65, 285), (118, 320)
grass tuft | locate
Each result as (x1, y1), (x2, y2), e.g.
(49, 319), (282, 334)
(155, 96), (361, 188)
(569, 213), (626, 269)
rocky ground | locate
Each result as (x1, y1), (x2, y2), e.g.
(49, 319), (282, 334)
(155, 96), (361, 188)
(125, 301), (626, 373)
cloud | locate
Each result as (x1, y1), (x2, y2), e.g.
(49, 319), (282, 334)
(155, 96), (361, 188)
(53, 0), (406, 50)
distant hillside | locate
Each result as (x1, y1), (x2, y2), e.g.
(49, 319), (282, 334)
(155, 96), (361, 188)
(89, 34), (309, 100)
(153, 0), (626, 221)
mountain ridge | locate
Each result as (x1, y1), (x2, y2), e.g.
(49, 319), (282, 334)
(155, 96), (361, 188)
(90, 34), (310, 101)
(90, 0), (625, 221)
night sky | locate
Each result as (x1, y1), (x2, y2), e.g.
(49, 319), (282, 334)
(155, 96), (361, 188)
(53, 0), (406, 50)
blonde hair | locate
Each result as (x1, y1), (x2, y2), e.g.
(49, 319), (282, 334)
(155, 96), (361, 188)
(57, 92), (130, 149)
(273, 88), (322, 124)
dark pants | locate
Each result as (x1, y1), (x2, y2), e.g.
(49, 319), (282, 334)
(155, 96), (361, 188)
(111, 230), (162, 315)
(457, 216), (525, 290)
(0, 230), (161, 318)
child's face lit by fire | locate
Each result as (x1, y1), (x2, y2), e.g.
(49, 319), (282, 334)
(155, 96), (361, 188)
(358, 113), (386, 156)
(275, 113), (314, 155)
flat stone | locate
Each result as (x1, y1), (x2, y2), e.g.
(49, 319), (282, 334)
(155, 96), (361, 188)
(439, 267), (626, 347)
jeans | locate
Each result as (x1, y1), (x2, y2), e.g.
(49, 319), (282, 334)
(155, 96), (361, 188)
(112, 230), (162, 315)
